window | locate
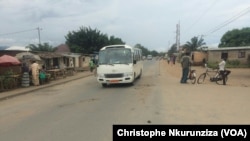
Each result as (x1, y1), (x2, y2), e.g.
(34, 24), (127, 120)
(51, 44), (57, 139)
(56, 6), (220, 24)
(221, 52), (228, 60)
(134, 50), (141, 61)
(238, 51), (245, 58)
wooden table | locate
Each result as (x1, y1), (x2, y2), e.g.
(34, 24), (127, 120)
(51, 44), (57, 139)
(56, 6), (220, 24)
(46, 69), (66, 80)
(66, 67), (75, 76)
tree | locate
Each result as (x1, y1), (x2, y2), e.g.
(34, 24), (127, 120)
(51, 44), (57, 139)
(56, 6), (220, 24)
(219, 27), (250, 47)
(109, 35), (125, 45)
(185, 36), (206, 52)
(26, 43), (55, 52)
(65, 26), (125, 54)
(167, 43), (177, 56)
(151, 50), (159, 56)
(134, 44), (150, 56)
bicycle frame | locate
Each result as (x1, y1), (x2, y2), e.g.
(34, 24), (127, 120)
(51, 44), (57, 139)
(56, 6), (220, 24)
(197, 66), (219, 84)
(198, 64), (230, 85)
(187, 66), (196, 84)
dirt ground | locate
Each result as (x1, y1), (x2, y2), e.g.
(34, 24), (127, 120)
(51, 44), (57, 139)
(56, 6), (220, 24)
(160, 60), (250, 87)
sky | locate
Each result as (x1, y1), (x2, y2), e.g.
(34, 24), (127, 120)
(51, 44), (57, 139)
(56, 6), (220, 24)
(0, 0), (249, 52)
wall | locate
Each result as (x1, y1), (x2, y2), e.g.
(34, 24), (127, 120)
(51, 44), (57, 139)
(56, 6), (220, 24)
(208, 49), (250, 65)
(191, 51), (207, 66)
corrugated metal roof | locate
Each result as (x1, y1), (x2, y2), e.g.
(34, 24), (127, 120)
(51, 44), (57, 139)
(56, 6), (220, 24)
(61, 53), (81, 57)
(36, 52), (62, 59)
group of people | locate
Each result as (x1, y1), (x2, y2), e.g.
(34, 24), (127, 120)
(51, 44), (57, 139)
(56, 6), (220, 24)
(180, 52), (230, 85)
(22, 60), (45, 86)
(167, 55), (176, 65)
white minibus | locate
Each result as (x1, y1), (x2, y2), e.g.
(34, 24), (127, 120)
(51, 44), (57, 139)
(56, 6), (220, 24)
(96, 44), (143, 87)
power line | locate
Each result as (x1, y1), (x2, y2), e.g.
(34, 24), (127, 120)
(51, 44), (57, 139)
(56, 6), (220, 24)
(0, 27), (43, 44)
(204, 6), (250, 36)
(186, 0), (218, 33)
(0, 28), (38, 36)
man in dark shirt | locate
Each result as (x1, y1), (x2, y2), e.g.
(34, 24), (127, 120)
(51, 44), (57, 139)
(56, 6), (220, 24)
(180, 52), (192, 83)
(22, 63), (29, 73)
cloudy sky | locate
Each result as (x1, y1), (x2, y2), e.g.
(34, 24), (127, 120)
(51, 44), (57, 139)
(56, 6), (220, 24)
(0, 0), (249, 52)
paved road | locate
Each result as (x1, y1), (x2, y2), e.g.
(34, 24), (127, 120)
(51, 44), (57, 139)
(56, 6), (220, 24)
(0, 60), (249, 141)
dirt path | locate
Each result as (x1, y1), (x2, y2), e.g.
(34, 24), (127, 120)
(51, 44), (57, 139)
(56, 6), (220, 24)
(160, 60), (250, 87)
(156, 59), (250, 124)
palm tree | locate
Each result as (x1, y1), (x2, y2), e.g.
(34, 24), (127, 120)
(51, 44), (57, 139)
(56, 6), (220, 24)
(185, 36), (206, 52)
(26, 43), (55, 52)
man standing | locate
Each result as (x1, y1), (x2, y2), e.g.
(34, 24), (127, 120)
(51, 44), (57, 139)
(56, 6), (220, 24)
(30, 60), (40, 86)
(89, 59), (95, 72)
(218, 58), (230, 85)
(180, 52), (192, 83)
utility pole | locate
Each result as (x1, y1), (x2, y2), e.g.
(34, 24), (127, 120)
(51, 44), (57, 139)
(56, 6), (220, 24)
(36, 27), (42, 45)
(176, 21), (180, 51)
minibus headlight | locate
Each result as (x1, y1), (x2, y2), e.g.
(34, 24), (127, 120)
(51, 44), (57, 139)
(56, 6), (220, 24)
(124, 72), (133, 77)
(98, 73), (104, 78)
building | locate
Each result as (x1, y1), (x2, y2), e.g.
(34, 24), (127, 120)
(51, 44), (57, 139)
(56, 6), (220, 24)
(207, 46), (250, 65)
(191, 51), (208, 66)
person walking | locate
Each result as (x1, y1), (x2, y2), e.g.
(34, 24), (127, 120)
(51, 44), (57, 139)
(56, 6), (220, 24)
(29, 60), (40, 86)
(172, 55), (176, 65)
(167, 56), (170, 64)
(89, 59), (95, 72)
(39, 65), (46, 85)
(180, 52), (192, 84)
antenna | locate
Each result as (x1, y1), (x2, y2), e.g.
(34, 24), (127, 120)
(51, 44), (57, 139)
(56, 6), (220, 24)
(36, 27), (42, 45)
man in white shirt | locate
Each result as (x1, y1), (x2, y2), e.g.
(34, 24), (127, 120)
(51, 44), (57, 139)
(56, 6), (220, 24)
(218, 58), (230, 85)
(218, 58), (226, 71)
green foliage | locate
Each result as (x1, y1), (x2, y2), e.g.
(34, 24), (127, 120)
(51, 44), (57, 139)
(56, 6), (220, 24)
(2, 69), (15, 89)
(219, 27), (250, 47)
(134, 44), (160, 56)
(65, 26), (125, 54)
(151, 50), (159, 57)
(206, 62), (219, 69)
(134, 44), (150, 56)
(26, 43), (55, 52)
(109, 35), (125, 45)
(184, 36), (206, 52)
(227, 60), (240, 66)
(167, 43), (177, 56)
(207, 60), (249, 68)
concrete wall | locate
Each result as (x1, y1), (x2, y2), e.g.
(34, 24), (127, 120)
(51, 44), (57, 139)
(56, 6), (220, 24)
(191, 51), (207, 65)
(208, 49), (250, 64)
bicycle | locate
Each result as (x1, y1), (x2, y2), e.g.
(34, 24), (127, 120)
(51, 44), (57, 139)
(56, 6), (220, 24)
(188, 68), (196, 84)
(197, 64), (230, 85)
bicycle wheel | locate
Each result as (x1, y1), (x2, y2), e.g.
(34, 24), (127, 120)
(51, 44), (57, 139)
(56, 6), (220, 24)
(216, 76), (228, 85)
(191, 77), (196, 84)
(197, 73), (206, 84)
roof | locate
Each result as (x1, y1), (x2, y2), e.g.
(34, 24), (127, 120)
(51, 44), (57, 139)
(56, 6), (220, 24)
(36, 52), (63, 59)
(61, 53), (81, 58)
(100, 44), (135, 50)
(5, 46), (30, 51)
(54, 44), (71, 53)
(208, 46), (250, 51)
